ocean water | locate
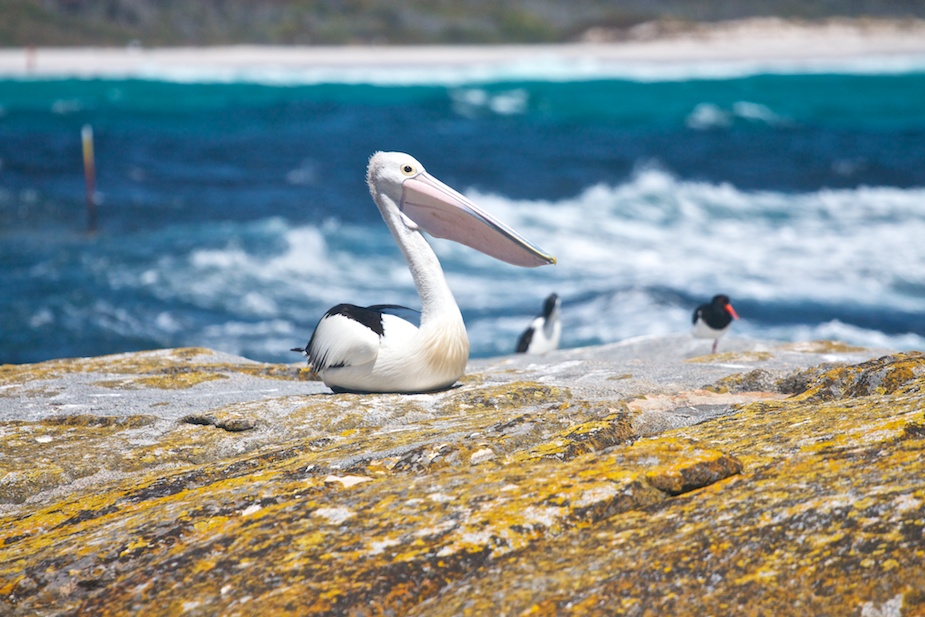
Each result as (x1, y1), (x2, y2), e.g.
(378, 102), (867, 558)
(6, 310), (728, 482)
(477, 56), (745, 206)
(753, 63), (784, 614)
(1, 54), (924, 364)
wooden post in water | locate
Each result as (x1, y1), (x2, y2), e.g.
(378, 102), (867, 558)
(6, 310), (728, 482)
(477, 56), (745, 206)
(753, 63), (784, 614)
(81, 124), (97, 233)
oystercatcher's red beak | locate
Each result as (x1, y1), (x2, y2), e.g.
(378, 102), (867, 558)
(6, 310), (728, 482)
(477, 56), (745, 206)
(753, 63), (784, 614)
(725, 304), (740, 320)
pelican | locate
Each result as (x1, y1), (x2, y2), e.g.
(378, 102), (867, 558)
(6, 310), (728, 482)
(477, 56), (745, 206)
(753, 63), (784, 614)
(292, 151), (555, 393)
(692, 294), (740, 353)
(515, 293), (561, 354)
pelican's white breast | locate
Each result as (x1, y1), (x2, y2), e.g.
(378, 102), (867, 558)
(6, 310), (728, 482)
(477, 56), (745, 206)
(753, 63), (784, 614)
(319, 312), (468, 393)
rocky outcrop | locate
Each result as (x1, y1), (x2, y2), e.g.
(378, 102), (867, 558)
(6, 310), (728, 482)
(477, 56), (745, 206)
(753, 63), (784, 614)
(1, 336), (923, 615)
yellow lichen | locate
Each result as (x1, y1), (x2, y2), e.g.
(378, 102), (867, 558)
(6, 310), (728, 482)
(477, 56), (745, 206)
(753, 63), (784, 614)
(444, 381), (571, 412)
(1, 350), (923, 617)
(778, 340), (867, 354)
(94, 371), (228, 389)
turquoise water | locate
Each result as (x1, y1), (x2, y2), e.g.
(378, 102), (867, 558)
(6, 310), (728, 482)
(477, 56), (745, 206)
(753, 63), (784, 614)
(1, 62), (924, 363)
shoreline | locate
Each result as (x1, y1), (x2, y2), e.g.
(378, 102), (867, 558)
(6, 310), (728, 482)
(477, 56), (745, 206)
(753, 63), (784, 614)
(2, 18), (925, 79)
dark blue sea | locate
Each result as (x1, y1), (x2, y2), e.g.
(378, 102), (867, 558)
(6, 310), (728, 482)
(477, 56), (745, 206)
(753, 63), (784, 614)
(2, 53), (924, 364)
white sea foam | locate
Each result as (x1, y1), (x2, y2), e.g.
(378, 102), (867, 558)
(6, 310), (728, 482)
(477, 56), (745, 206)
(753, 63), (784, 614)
(105, 172), (925, 359)
(6, 45), (925, 86)
(687, 101), (790, 130)
(458, 172), (925, 353)
(449, 88), (529, 116)
(88, 54), (925, 85)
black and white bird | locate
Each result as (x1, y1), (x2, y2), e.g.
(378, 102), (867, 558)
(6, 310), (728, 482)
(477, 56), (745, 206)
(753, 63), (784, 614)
(292, 151), (555, 393)
(515, 293), (561, 354)
(692, 294), (740, 353)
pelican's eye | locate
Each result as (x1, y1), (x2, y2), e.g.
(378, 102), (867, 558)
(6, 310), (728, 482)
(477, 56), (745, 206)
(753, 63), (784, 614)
(400, 164), (417, 176)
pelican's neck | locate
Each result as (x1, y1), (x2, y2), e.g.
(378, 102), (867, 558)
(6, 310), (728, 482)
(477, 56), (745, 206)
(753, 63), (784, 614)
(375, 192), (462, 327)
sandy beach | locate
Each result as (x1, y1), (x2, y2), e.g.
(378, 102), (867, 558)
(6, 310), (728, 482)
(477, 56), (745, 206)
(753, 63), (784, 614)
(2, 18), (925, 78)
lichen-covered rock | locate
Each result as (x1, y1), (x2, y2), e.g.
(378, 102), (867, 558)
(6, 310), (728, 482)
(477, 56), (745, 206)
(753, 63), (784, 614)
(0, 339), (921, 616)
(793, 351), (925, 401)
(410, 353), (925, 616)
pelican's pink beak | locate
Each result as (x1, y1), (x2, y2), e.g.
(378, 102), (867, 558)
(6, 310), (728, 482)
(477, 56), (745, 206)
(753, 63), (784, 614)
(399, 173), (555, 268)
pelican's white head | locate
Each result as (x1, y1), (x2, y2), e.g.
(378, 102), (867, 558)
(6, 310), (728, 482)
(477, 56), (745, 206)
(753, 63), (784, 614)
(366, 151), (556, 268)
(366, 151), (421, 205)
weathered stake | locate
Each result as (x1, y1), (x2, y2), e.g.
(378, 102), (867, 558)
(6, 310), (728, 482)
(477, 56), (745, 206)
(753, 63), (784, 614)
(81, 124), (97, 233)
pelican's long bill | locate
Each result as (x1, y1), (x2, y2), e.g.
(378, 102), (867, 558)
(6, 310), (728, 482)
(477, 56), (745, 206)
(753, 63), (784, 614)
(400, 173), (556, 268)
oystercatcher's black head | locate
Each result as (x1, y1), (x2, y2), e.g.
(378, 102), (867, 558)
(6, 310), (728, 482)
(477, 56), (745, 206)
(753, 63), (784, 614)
(712, 295), (739, 318)
(696, 294), (740, 329)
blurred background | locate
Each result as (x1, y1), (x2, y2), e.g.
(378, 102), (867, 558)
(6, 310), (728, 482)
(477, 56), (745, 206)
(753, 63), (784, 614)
(5, 0), (925, 46)
(1, 1), (924, 364)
